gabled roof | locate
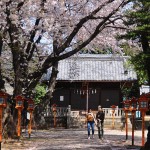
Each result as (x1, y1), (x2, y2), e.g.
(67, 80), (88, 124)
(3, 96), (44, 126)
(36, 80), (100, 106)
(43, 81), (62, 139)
(43, 54), (137, 82)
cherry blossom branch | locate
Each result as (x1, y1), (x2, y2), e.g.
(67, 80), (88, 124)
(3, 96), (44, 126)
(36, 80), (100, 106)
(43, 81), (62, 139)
(57, 0), (117, 54)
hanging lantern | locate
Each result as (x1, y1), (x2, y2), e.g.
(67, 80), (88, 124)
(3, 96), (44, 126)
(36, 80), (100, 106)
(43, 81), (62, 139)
(92, 90), (94, 94)
(88, 90), (90, 95)
(82, 90), (84, 95)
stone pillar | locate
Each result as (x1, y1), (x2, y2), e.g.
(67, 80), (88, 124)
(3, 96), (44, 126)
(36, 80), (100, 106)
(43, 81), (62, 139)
(67, 105), (71, 128)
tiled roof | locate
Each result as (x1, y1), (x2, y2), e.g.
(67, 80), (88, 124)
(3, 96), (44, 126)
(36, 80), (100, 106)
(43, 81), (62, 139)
(43, 54), (137, 82)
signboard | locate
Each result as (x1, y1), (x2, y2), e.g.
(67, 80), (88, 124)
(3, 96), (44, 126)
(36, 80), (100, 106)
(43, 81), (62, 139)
(140, 85), (150, 95)
(27, 112), (30, 120)
(60, 96), (64, 101)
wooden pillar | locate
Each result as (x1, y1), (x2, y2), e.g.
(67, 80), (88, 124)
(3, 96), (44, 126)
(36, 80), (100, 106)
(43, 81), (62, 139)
(98, 88), (101, 106)
(132, 111), (135, 146)
(28, 111), (32, 138)
(125, 111), (128, 140)
(67, 105), (71, 128)
(69, 88), (71, 106)
(17, 108), (22, 139)
(0, 106), (2, 149)
(53, 111), (57, 128)
(142, 111), (146, 146)
(112, 110), (115, 129)
(86, 84), (88, 113)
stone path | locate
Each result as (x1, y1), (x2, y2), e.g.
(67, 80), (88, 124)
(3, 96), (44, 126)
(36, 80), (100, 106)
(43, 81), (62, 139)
(2, 128), (144, 150)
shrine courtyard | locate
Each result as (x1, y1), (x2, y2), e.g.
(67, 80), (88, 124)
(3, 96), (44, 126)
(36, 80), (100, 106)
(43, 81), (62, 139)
(2, 128), (143, 150)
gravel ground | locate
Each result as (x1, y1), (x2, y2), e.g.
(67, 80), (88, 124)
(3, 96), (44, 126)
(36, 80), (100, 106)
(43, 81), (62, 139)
(1, 128), (145, 150)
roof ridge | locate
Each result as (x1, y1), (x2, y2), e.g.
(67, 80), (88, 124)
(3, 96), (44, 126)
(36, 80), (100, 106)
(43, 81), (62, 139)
(66, 54), (130, 61)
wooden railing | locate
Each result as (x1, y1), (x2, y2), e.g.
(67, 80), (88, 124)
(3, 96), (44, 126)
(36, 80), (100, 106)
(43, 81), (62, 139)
(44, 106), (70, 117)
(70, 108), (124, 118)
(42, 106), (144, 128)
(103, 108), (124, 117)
(43, 106), (125, 118)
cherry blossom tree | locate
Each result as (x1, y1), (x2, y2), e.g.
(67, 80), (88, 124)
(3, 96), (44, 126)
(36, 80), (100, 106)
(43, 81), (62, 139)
(0, 0), (130, 133)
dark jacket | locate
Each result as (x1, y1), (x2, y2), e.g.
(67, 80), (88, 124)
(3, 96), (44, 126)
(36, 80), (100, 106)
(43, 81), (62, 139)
(96, 111), (105, 123)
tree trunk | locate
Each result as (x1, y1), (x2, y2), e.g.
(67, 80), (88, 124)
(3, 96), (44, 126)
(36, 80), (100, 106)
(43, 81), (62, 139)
(0, 35), (17, 139)
(34, 61), (58, 127)
(3, 104), (16, 139)
(0, 36), (5, 90)
(141, 33), (150, 85)
(47, 61), (59, 103)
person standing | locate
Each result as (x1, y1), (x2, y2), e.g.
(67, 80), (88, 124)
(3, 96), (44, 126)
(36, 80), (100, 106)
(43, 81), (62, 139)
(96, 105), (105, 139)
(85, 109), (95, 139)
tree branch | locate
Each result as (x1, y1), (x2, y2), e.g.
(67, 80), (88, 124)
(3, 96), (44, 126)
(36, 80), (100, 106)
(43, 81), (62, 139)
(27, 0), (130, 89)
(25, 0), (46, 55)
(43, 0), (129, 63)
(57, 0), (117, 54)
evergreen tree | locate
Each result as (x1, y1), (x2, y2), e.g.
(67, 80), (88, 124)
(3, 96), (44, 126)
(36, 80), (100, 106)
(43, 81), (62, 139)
(122, 0), (150, 85)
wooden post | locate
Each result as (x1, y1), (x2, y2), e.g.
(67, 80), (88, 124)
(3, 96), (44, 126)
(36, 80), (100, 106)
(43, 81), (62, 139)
(132, 111), (135, 146)
(52, 104), (57, 128)
(138, 93), (149, 146)
(0, 91), (8, 150)
(125, 111), (128, 140)
(67, 105), (71, 128)
(54, 111), (56, 128)
(112, 110), (115, 129)
(111, 105), (116, 129)
(14, 95), (24, 140)
(27, 98), (34, 138)
(28, 111), (32, 138)
(86, 83), (89, 113)
(142, 111), (146, 146)
(122, 100), (130, 141)
(17, 107), (22, 139)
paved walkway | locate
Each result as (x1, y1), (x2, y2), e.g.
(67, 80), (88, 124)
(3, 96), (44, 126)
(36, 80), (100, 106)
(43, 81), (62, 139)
(2, 128), (144, 150)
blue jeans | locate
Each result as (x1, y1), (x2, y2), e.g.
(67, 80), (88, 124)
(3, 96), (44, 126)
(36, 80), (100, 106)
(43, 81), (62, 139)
(87, 121), (94, 136)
